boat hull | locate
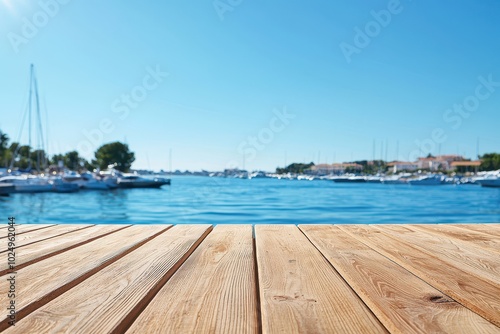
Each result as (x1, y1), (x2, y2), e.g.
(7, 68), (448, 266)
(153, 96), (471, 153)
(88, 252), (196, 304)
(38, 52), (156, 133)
(477, 179), (500, 188)
(0, 184), (15, 196)
(118, 179), (171, 188)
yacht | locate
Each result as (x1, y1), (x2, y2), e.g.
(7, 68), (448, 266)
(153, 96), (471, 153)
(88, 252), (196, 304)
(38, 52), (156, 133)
(408, 174), (445, 186)
(332, 175), (366, 183)
(475, 170), (500, 188)
(0, 175), (53, 193)
(63, 171), (112, 190)
(49, 177), (80, 193)
(381, 175), (408, 184)
(115, 171), (171, 188)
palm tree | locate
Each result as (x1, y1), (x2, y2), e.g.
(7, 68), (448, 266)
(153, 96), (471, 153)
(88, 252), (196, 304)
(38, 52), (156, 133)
(0, 131), (8, 152)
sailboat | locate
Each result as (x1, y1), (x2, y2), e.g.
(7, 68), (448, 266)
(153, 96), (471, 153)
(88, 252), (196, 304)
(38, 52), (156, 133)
(7, 65), (53, 193)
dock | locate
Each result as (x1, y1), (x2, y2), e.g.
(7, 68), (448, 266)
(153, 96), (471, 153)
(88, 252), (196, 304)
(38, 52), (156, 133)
(1, 223), (499, 333)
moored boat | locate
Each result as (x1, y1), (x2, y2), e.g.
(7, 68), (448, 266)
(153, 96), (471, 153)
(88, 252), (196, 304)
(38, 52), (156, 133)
(0, 175), (53, 193)
(475, 170), (500, 188)
(408, 174), (445, 186)
(115, 171), (170, 188)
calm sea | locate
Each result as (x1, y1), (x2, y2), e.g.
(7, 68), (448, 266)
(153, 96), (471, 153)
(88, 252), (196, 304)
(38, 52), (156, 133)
(1, 176), (500, 224)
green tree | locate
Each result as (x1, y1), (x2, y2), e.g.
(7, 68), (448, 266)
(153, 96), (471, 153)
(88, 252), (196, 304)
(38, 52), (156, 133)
(51, 153), (65, 166)
(479, 153), (500, 171)
(0, 130), (9, 167)
(94, 141), (135, 172)
(29, 149), (49, 171)
(276, 162), (314, 174)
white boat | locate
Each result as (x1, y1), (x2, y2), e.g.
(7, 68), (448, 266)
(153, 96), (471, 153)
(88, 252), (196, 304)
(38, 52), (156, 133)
(49, 177), (80, 193)
(365, 176), (382, 183)
(408, 175), (445, 186)
(475, 170), (500, 188)
(332, 175), (366, 183)
(0, 175), (53, 193)
(63, 171), (112, 190)
(381, 175), (408, 184)
(116, 171), (170, 188)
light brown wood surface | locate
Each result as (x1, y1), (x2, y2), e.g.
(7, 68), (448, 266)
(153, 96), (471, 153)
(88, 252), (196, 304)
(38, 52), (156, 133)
(456, 224), (500, 238)
(339, 225), (500, 327)
(0, 225), (93, 253)
(410, 224), (500, 254)
(5, 225), (212, 334)
(300, 224), (500, 334)
(127, 225), (258, 334)
(379, 224), (500, 286)
(0, 224), (129, 274)
(255, 225), (387, 334)
(1, 223), (499, 333)
(0, 224), (55, 239)
(0, 225), (170, 331)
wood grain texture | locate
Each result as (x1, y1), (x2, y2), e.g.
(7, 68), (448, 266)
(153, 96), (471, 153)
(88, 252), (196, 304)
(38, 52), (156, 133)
(339, 225), (500, 327)
(0, 224), (93, 253)
(5, 225), (212, 334)
(0, 224), (129, 274)
(0, 224), (55, 239)
(127, 225), (258, 334)
(410, 224), (500, 254)
(379, 225), (500, 286)
(255, 225), (387, 334)
(0, 225), (171, 331)
(455, 224), (500, 238)
(300, 225), (500, 334)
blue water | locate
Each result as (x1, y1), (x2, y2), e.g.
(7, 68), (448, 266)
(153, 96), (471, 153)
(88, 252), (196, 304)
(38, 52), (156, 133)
(1, 176), (499, 224)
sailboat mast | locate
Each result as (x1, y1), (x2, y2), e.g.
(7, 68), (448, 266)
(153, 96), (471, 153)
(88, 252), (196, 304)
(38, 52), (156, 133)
(33, 67), (46, 171)
(28, 64), (34, 170)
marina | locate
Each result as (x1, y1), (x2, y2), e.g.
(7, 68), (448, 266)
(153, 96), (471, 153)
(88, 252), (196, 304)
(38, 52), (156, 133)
(0, 223), (499, 333)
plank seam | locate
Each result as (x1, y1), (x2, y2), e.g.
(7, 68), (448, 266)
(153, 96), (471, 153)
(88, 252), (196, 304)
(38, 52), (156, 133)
(111, 225), (214, 334)
(297, 225), (390, 333)
(0, 225), (132, 277)
(0, 225), (96, 254)
(338, 225), (500, 328)
(0, 224), (56, 239)
(252, 225), (263, 334)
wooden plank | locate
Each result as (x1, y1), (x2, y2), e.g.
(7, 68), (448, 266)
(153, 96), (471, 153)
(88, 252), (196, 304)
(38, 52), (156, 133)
(410, 224), (500, 254)
(300, 225), (500, 333)
(0, 224), (129, 274)
(0, 224), (55, 238)
(450, 224), (500, 238)
(254, 225), (387, 334)
(0, 225), (94, 253)
(7, 225), (212, 334)
(379, 225), (500, 286)
(0, 224), (171, 330)
(339, 225), (500, 327)
(127, 225), (257, 334)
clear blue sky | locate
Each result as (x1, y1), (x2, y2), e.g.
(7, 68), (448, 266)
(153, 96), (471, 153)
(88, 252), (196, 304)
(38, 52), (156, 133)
(1, 0), (499, 171)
